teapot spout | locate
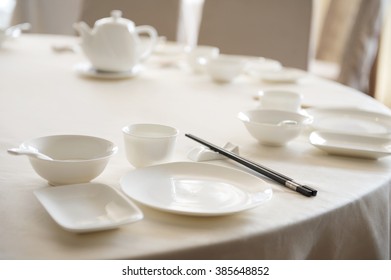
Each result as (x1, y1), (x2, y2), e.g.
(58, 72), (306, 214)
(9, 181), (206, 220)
(73, 21), (93, 40)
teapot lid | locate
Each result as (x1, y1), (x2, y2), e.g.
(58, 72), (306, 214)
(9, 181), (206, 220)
(94, 10), (134, 27)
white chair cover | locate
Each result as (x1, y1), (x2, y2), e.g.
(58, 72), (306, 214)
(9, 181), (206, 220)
(197, 0), (313, 70)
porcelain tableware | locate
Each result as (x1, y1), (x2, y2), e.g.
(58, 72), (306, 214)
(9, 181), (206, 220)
(120, 162), (272, 216)
(0, 0), (16, 27)
(309, 131), (391, 159)
(7, 147), (53, 160)
(74, 10), (158, 72)
(258, 68), (307, 83)
(0, 22), (31, 47)
(238, 109), (312, 146)
(74, 62), (142, 79)
(258, 89), (303, 112)
(34, 183), (143, 233)
(186, 45), (220, 73)
(207, 54), (247, 83)
(306, 107), (391, 136)
(122, 123), (178, 168)
(245, 57), (282, 76)
(11, 135), (117, 185)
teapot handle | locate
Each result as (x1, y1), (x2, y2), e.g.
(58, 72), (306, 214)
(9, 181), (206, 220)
(135, 25), (158, 61)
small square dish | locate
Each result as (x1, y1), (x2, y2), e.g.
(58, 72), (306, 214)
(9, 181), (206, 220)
(309, 131), (391, 159)
(34, 183), (143, 233)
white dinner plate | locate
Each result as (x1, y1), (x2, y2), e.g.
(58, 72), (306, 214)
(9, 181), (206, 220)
(306, 107), (391, 136)
(74, 62), (142, 79)
(34, 183), (143, 233)
(309, 131), (391, 159)
(120, 162), (272, 216)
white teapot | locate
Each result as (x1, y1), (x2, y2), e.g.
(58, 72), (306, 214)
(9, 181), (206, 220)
(74, 10), (158, 72)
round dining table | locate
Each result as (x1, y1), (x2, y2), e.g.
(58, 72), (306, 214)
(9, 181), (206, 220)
(0, 34), (390, 260)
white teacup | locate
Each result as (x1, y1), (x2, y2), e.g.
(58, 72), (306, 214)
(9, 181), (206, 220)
(187, 45), (220, 73)
(258, 89), (303, 112)
(122, 123), (178, 168)
(207, 54), (247, 83)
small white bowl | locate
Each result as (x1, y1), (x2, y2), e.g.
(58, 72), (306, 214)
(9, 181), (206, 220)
(207, 54), (247, 83)
(17, 135), (117, 185)
(258, 89), (303, 112)
(186, 45), (220, 73)
(238, 110), (312, 146)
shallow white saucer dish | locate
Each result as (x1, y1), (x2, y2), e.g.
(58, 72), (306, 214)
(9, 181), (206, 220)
(34, 183), (143, 233)
(309, 131), (391, 159)
(245, 57), (282, 76)
(153, 40), (187, 56)
(306, 107), (391, 136)
(120, 162), (272, 216)
(74, 62), (141, 79)
(257, 68), (307, 83)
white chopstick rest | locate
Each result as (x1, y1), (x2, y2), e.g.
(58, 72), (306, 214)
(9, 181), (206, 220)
(187, 142), (239, 162)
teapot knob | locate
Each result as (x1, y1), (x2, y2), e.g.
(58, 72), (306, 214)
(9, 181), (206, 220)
(111, 10), (122, 20)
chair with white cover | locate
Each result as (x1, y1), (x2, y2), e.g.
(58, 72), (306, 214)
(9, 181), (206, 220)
(312, 0), (385, 96)
(337, 0), (384, 96)
(197, 0), (313, 70)
(79, 0), (181, 41)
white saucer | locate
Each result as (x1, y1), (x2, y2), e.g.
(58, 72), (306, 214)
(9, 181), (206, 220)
(34, 183), (143, 233)
(309, 131), (391, 159)
(74, 63), (142, 79)
(120, 162), (272, 216)
(154, 41), (187, 56)
(258, 68), (307, 83)
(245, 57), (283, 76)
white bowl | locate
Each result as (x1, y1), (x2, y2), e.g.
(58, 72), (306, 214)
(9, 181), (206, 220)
(207, 54), (247, 83)
(18, 135), (117, 185)
(238, 110), (312, 146)
(187, 45), (220, 73)
(258, 89), (303, 112)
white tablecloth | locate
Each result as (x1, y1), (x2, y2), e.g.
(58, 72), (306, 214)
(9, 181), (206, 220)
(0, 35), (390, 259)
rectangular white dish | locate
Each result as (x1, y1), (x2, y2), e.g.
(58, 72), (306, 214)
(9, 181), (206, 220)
(310, 131), (391, 159)
(34, 183), (143, 233)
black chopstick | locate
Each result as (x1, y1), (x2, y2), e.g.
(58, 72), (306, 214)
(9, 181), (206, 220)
(185, 134), (317, 197)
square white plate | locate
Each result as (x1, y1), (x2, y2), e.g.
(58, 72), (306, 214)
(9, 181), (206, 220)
(306, 107), (391, 136)
(310, 131), (391, 159)
(34, 183), (143, 233)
